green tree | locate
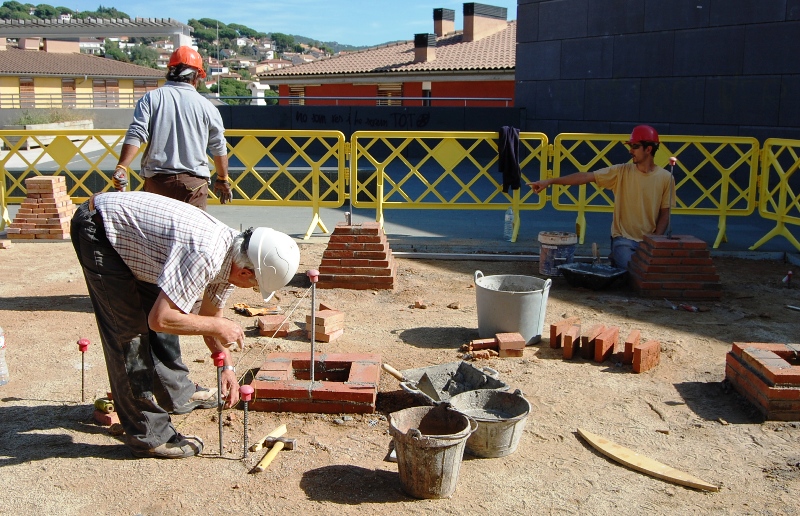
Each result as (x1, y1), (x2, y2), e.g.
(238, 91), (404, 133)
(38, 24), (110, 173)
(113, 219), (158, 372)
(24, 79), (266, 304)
(211, 78), (250, 105)
(129, 44), (159, 68)
(271, 33), (294, 53)
(103, 39), (129, 62)
(264, 89), (278, 106)
(34, 4), (57, 17)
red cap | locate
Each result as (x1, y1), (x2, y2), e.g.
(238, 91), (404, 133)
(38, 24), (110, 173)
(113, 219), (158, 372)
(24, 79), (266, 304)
(77, 338), (90, 352)
(307, 269), (319, 283)
(211, 351), (226, 367)
(239, 385), (254, 402)
(168, 46), (206, 79)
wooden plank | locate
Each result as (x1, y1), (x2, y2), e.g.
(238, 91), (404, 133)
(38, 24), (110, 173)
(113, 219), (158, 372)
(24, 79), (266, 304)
(577, 428), (719, 492)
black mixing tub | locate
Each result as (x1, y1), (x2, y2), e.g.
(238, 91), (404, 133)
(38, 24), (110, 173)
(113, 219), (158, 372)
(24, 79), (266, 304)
(557, 262), (628, 290)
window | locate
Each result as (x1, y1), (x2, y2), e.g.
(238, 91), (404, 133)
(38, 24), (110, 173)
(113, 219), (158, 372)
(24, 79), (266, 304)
(133, 79), (158, 102)
(93, 79), (119, 107)
(289, 86), (305, 106)
(62, 78), (76, 108)
(377, 83), (402, 106)
(19, 77), (34, 108)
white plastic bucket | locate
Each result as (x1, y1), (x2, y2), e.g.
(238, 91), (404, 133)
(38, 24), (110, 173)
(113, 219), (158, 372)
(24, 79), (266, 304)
(474, 271), (551, 345)
(538, 231), (578, 276)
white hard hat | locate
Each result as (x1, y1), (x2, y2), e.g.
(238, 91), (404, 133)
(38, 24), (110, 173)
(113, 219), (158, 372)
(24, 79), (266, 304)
(247, 227), (300, 302)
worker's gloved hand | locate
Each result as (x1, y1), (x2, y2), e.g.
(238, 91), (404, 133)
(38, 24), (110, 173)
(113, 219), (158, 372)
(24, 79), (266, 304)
(112, 167), (128, 191)
(214, 178), (233, 204)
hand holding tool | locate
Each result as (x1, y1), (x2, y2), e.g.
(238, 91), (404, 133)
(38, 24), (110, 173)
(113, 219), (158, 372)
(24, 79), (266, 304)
(112, 166), (128, 191)
(214, 178), (233, 204)
(77, 338), (89, 402)
(211, 350), (226, 456)
(239, 385), (254, 458)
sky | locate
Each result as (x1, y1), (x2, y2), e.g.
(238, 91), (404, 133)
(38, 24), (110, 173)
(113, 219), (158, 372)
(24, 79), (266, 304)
(62, 0), (519, 47)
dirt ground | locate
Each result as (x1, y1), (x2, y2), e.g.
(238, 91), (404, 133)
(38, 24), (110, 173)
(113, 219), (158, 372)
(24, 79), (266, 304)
(1, 240), (799, 515)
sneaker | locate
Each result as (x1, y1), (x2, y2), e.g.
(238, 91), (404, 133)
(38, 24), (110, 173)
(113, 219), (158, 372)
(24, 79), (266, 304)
(172, 385), (218, 415)
(131, 434), (204, 459)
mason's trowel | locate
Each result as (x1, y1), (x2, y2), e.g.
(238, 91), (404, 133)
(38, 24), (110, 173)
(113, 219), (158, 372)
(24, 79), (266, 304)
(417, 372), (441, 402)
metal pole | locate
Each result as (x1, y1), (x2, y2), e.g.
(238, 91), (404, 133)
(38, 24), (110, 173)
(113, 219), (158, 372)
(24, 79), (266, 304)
(307, 270), (319, 384)
(77, 339), (89, 402)
(211, 351), (226, 456)
(239, 385), (254, 459)
(667, 157), (677, 237)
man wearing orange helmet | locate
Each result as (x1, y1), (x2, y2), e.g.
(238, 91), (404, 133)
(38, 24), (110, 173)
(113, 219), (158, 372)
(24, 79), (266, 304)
(111, 46), (232, 415)
(528, 125), (675, 269)
(113, 45), (232, 207)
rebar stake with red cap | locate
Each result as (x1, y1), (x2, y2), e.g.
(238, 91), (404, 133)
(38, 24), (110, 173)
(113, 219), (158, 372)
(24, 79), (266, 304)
(77, 338), (90, 402)
(667, 157), (677, 237)
(212, 351), (226, 456)
(307, 270), (319, 385)
(239, 384), (254, 458)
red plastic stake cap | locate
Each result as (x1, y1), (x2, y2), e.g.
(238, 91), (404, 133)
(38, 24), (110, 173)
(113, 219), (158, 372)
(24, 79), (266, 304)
(239, 384), (254, 402)
(669, 157), (677, 166)
(77, 338), (90, 352)
(211, 351), (226, 367)
(307, 269), (319, 284)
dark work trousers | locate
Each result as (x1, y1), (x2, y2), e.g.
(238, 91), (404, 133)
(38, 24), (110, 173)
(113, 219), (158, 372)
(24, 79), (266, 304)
(70, 202), (191, 451)
(144, 173), (209, 210)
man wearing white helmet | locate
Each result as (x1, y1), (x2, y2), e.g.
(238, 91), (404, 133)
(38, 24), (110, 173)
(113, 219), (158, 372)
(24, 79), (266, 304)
(528, 125), (675, 269)
(70, 191), (299, 458)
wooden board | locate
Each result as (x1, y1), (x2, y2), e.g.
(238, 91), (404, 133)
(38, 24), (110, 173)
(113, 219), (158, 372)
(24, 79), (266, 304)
(577, 428), (719, 492)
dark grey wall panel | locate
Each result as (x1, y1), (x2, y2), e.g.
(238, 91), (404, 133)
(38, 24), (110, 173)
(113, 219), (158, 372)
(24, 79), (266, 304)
(639, 78), (706, 123)
(517, 2), (539, 42)
(587, 0), (644, 36)
(612, 32), (674, 78)
(535, 80), (586, 119)
(709, 0), (787, 26)
(789, 0), (800, 19)
(539, 0), (588, 41)
(673, 27), (745, 76)
(584, 79), (641, 121)
(645, 0), (710, 31)
(704, 77), (782, 126)
(779, 76), (800, 126)
(561, 37), (614, 79)
(516, 40), (562, 80)
(743, 22), (800, 75)
(670, 122), (740, 137)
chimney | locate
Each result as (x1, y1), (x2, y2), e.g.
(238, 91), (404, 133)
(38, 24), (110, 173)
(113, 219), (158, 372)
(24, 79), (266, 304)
(433, 8), (455, 37)
(414, 33), (436, 63)
(43, 39), (80, 53)
(19, 37), (41, 50)
(463, 3), (508, 42)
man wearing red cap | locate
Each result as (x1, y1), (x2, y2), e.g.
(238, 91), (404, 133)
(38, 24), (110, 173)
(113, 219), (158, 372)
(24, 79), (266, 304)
(528, 125), (674, 269)
(110, 46), (233, 415)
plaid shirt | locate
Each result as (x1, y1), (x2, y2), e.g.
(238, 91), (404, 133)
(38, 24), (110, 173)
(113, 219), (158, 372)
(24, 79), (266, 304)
(93, 191), (238, 313)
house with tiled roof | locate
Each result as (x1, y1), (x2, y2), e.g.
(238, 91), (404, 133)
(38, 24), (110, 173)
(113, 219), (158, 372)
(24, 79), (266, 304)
(0, 38), (165, 108)
(256, 3), (515, 107)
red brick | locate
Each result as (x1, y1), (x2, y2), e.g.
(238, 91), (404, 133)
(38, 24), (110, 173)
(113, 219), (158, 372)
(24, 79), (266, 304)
(308, 328), (344, 342)
(309, 320), (344, 334)
(623, 330), (641, 365)
(93, 409), (120, 426)
(496, 332), (525, 350)
(347, 362), (381, 384)
(633, 341), (660, 373)
(581, 324), (605, 360)
(470, 338), (498, 351)
(562, 325), (581, 360)
(731, 342), (788, 357)
(594, 326), (619, 363)
(550, 317), (580, 349)
(499, 348), (524, 358)
(306, 309), (345, 327)
(312, 382), (377, 403)
(257, 315), (292, 336)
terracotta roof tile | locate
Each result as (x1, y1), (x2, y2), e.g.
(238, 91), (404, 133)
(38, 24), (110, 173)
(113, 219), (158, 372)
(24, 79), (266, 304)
(0, 47), (164, 78)
(260, 22), (515, 78)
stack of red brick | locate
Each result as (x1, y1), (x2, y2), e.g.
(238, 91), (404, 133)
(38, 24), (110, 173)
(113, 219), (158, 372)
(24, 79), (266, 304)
(726, 342), (800, 421)
(306, 308), (345, 342)
(6, 176), (76, 240)
(550, 317), (660, 373)
(629, 234), (721, 301)
(461, 332), (526, 359)
(317, 222), (396, 290)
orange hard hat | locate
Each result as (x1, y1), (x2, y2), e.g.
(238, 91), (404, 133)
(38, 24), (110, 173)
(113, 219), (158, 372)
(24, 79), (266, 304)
(625, 125), (659, 144)
(168, 46), (206, 79)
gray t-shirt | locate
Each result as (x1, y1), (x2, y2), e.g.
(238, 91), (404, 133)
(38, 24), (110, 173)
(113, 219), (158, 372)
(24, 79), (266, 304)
(124, 81), (227, 179)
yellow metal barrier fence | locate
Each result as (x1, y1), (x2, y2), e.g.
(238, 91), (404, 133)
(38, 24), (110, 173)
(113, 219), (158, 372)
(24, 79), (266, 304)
(350, 131), (548, 242)
(551, 134), (759, 247)
(0, 129), (348, 239)
(752, 139), (800, 251)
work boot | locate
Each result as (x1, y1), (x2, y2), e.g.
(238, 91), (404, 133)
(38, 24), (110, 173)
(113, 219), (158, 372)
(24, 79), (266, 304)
(131, 434), (204, 459)
(172, 384), (218, 415)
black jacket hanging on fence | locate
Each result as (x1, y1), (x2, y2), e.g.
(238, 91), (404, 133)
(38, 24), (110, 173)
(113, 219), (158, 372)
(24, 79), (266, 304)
(499, 126), (521, 193)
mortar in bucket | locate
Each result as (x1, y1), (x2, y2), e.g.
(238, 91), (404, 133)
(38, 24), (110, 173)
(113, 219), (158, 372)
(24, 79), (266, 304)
(448, 389), (530, 458)
(388, 404), (477, 499)
(538, 231), (578, 276)
(474, 271), (551, 344)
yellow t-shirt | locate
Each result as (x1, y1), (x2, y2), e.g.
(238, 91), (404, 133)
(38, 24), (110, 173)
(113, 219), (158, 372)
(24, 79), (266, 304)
(593, 163), (674, 241)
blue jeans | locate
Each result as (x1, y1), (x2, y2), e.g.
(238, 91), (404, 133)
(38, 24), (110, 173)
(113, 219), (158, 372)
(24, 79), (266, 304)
(610, 236), (639, 269)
